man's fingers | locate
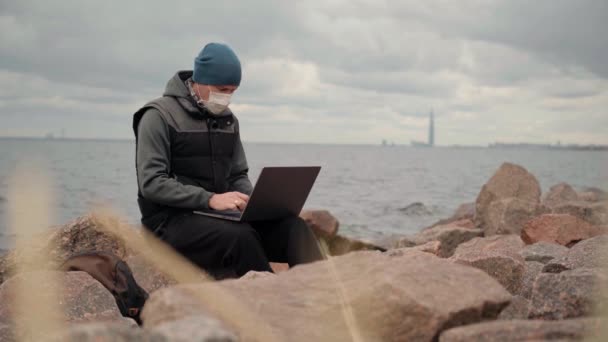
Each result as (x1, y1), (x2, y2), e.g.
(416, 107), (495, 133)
(235, 192), (250, 202)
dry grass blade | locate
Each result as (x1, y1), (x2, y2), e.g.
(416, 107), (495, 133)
(8, 161), (65, 341)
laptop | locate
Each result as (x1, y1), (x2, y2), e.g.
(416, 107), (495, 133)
(193, 166), (321, 222)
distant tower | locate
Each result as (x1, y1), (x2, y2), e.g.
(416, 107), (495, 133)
(428, 109), (435, 146)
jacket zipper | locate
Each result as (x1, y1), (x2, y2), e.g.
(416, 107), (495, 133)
(206, 118), (217, 191)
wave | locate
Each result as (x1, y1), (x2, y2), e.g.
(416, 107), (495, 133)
(398, 202), (435, 216)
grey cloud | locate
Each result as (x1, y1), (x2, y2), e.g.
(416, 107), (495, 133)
(457, 0), (608, 78)
(0, 0), (607, 145)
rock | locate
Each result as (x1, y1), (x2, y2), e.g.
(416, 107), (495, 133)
(425, 203), (475, 229)
(322, 234), (386, 256)
(552, 200), (608, 226)
(270, 262), (289, 273)
(0, 256), (12, 287)
(0, 323), (15, 342)
(451, 202), (476, 221)
(411, 224), (483, 257)
(483, 198), (546, 236)
(46, 322), (161, 342)
(497, 295), (529, 320)
(383, 242), (440, 257)
(371, 234), (417, 250)
(240, 271), (275, 280)
(474, 163), (542, 235)
(124, 254), (176, 294)
(142, 250), (511, 341)
(0, 213), (129, 285)
(0, 271), (125, 340)
(399, 202), (433, 216)
(529, 268), (608, 320)
(518, 261), (544, 299)
(579, 187), (608, 202)
(0, 271), (122, 324)
(391, 236), (417, 249)
(47, 214), (129, 258)
(411, 240), (442, 255)
(519, 241), (568, 264)
(299, 210), (339, 238)
(521, 214), (603, 247)
(450, 235), (525, 294)
(451, 218), (476, 228)
(140, 286), (210, 327)
(579, 191), (599, 202)
(543, 182), (579, 208)
(543, 235), (608, 273)
(148, 314), (238, 341)
(439, 318), (603, 342)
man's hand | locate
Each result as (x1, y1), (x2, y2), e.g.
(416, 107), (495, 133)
(208, 192), (250, 211)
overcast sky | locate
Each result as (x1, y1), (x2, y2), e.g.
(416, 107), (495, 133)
(1, 0), (607, 145)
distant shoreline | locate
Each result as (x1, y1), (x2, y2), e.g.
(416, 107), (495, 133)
(0, 136), (607, 151)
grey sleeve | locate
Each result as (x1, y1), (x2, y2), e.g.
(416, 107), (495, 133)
(136, 108), (214, 209)
(227, 120), (253, 195)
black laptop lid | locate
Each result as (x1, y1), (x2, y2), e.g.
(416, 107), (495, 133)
(241, 166), (321, 222)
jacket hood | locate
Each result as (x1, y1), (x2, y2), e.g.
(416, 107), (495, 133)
(163, 70), (193, 98)
(163, 70), (233, 118)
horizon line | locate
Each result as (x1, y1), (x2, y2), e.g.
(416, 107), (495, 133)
(1, 135), (607, 150)
(0, 135), (485, 147)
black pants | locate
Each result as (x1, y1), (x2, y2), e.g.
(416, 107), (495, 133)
(158, 212), (324, 279)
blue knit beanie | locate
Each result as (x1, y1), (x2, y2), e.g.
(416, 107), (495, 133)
(193, 43), (241, 86)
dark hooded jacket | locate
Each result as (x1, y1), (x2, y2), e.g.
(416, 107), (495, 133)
(132, 71), (252, 232)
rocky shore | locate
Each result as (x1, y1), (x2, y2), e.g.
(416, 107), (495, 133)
(0, 162), (607, 341)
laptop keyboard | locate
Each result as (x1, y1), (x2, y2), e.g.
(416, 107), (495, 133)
(220, 210), (242, 217)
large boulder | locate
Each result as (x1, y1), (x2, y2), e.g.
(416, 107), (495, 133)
(299, 210), (339, 239)
(543, 235), (608, 273)
(474, 163), (542, 235)
(123, 254), (177, 294)
(449, 235), (525, 294)
(0, 214), (129, 285)
(529, 268), (608, 320)
(521, 213), (604, 247)
(542, 182), (579, 208)
(552, 200), (608, 226)
(142, 250), (511, 342)
(147, 314), (238, 341)
(0, 271), (126, 340)
(0, 213), (175, 296)
(481, 198), (546, 236)
(409, 223), (483, 257)
(518, 261), (544, 299)
(439, 318), (604, 342)
(497, 295), (529, 320)
(47, 322), (161, 342)
(518, 241), (568, 264)
(451, 202), (476, 220)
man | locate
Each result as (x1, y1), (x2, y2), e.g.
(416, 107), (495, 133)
(132, 43), (323, 279)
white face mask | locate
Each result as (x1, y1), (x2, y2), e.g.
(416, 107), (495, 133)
(196, 86), (231, 115)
